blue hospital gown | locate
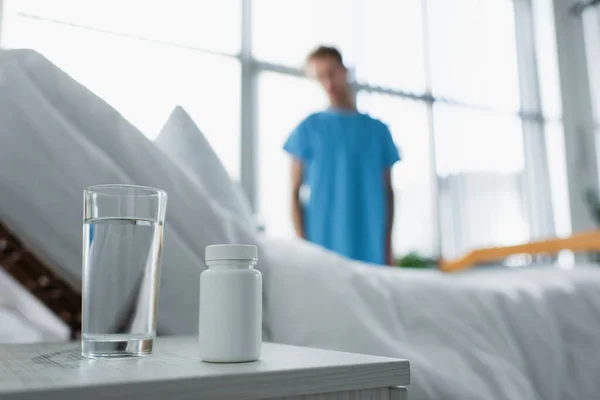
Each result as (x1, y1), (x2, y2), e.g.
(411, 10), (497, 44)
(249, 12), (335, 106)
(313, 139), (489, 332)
(284, 109), (400, 265)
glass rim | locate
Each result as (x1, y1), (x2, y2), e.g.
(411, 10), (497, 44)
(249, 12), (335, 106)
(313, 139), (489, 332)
(84, 184), (167, 199)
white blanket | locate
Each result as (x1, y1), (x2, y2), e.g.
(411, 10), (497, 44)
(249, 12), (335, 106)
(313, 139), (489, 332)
(262, 237), (600, 400)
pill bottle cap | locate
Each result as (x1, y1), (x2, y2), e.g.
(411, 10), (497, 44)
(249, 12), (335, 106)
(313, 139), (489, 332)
(205, 244), (258, 262)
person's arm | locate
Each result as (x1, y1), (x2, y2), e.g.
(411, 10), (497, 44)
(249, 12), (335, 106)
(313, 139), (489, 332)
(291, 158), (305, 239)
(384, 168), (395, 266)
(379, 123), (400, 266)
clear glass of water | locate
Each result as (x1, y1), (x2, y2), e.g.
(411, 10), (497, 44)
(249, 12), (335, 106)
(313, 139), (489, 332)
(82, 184), (167, 358)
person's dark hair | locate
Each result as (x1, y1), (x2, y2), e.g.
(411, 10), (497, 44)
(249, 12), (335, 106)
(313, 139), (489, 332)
(306, 46), (344, 67)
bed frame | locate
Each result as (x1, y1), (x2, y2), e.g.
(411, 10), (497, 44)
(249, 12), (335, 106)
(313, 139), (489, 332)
(0, 220), (81, 339)
(441, 230), (600, 272)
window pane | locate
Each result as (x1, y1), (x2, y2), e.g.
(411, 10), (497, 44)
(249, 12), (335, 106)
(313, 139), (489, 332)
(545, 122), (571, 237)
(355, 0), (426, 93)
(258, 72), (327, 236)
(434, 105), (528, 257)
(4, 14), (242, 178)
(172, 54), (241, 181)
(357, 93), (435, 257)
(253, 0), (354, 68)
(428, 0), (520, 111)
(6, 0), (240, 54)
(532, 0), (563, 119)
(435, 108), (524, 176)
(583, 6), (600, 123)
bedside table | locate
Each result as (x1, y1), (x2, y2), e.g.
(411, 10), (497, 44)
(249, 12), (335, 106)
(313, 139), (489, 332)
(0, 336), (409, 399)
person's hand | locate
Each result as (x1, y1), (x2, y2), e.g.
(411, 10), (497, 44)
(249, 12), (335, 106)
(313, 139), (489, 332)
(386, 248), (395, 266)
(294, 228), (306, 240)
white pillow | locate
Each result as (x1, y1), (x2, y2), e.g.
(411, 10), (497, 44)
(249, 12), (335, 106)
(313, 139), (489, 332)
(12, 51), (256, 261)
(0, 49), (258, 334)
(155, 106), (254, 227)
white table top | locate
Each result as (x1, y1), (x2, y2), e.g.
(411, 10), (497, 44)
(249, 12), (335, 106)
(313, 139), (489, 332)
(0, 336), (409, 400)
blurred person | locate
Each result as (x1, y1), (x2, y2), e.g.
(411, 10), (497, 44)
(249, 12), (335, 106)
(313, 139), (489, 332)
(283, 46), (400, 266)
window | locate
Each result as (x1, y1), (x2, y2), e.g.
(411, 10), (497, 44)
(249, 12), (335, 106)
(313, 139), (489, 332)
(434, 106), (524, 177)
(582, 6), (600, 123)
(532, 0), (563, 119)
(427, 0), (528, 257)
(7, 0), (241, 54)
(3, 1), (242, 178)
(355, 0), (426, 93)
(252, 0), (355, 68)
(545, 122), (571, 237)
(2, 0), (572, 262)
(583, 6), (600, 228)
(253, 0), (426, 92)
(532, 0), (574, 239)
(428, 0), (520, 112)
(434, 105), (528, 257)
(357, 93), (435, 256)
(257, 72), (327, 236)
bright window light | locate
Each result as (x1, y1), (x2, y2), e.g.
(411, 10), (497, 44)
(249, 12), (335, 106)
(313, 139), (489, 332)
(433, 104), (528, 257)
(532, 0), (563, 119)
(7, 0), (241, 55)
(545, 122), (572, 237)
(434, 105), (524, 176)
(582, 6), (600, 122)
(357, 92), (435, 257)
(355, 0), (426, 94)
(428, 0), (520, 111)
(253, 0), (355, 68)
(257, 72), (327, 237)
(2, 1), (242, 179)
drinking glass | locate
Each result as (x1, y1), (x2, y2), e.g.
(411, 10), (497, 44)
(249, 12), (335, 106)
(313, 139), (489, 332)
(82, 184), (167, 358)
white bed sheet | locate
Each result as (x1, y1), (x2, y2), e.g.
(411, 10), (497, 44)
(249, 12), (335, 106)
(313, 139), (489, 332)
(261, 237), (600, 400)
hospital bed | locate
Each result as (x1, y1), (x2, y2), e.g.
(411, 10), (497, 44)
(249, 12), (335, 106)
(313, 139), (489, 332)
(2, 49), (600, 400)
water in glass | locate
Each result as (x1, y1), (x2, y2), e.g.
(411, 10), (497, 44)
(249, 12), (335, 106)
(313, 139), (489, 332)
(82, 217), (163, 358)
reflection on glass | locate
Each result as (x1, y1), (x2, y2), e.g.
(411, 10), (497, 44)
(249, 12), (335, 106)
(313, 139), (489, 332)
(434, 105), (528, 257)
(253, 0), (354, 68)
(356, 0), (426, 93)
(357, 93), (435, 257)
(428, 0), (520, 111)
(258, 72), (327, 237)
(3, 9), (242, 178)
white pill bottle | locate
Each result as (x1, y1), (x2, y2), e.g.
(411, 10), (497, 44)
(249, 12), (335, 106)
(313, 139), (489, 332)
(199, 244), (262, 362)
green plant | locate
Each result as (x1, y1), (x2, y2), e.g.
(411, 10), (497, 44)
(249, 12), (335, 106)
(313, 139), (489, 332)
(395, 252), (437, 269)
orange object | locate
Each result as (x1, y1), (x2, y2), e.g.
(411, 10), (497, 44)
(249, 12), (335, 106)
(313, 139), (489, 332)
(440, 230), (600, 272)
